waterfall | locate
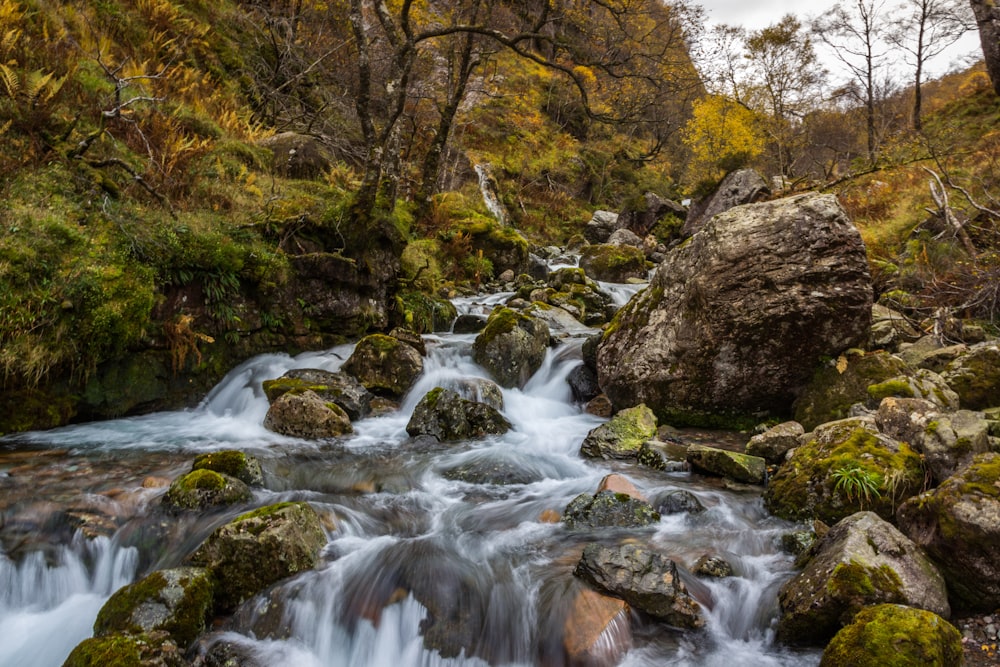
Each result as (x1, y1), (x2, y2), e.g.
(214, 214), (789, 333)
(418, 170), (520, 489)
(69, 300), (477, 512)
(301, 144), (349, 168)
(474, 163), (509, 227)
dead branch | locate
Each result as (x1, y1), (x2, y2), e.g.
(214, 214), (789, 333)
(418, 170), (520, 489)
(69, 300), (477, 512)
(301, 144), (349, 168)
(922, 166), (977, 257)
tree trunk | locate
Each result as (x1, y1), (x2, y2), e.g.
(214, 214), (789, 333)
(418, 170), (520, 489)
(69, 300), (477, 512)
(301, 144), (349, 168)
(970, 0), (1000, 96)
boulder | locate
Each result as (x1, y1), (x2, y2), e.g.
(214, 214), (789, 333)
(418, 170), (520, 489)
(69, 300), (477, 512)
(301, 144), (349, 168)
(562, 491), (660, 529)
(692, 554), (734, 578)
(583, 210), (620, 244)
(745, 421), (804, 464)
(567, 364), (601, 403)
(64, 632), (187, 667)
(819, 604), (963, 667)
(562, 588), (631, 665)
(870, 304), (921, 350)
(764, 417), (925, 524)
(259, 132), (332, 179)
(652, 489), (705, 515)
(342, 334), (424, 398)
(896, 453), (1000, 611)
(262, 389), (354, 438)
(941, 342), (1000, 410)
(189, 502), (327, 611)
(388, 326), (426, 355)
(579, 404), (657, 460)
(875, 397), (992, 484)
(598, 193), (872, 428)
(686, 444), (767, 485)
(472, 307), (550, 388)
(191, 450), (264, 487)
(616, 192), (687, 239)
(452, 313), (488, 334)
(405, 387), (512, 442)
(866, 369), (959, 411)
(606, 228), (643, 248)
(574, 543), (703, 628)
(637, 439), (688, 472)
(682, 168), (770, 237)
(440, 452), (542, 485)
(898, 335), (967, 372)
(94, 567), (214, 647)
(595, 473), (646, 499)
(162, 469), (251, 512)
(777, 511), (950, 645)
(578, 244), (647, 283)
(450, 377), (504, 411)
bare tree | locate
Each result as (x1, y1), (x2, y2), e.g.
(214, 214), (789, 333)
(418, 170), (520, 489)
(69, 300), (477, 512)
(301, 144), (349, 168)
(969, 0), (1000, 95)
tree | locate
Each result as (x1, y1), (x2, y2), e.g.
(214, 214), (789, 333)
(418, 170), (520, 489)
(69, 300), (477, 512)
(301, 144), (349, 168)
(969, 0), (1000, 95)
(890, 0), (972, 129)
(681, 94), (765, 187)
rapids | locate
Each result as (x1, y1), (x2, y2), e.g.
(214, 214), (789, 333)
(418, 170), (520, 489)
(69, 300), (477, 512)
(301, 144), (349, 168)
(0, 285), (822, 667)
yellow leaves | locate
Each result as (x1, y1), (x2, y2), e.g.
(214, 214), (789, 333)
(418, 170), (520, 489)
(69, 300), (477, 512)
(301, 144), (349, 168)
(836, 355), (849, 374)
(0, 64), (65, 107)
(682, 95), (764, 187)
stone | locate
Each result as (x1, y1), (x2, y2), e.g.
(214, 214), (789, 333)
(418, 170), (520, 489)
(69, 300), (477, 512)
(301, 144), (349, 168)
(637, 440), (689, 472)
(941, 342), (1000, 410)
(578, 244), (647, 283)
(94, 567), (214, 647)
(745, 421), (804, 464)
(405, 387), (512, 442)
(898, 335), (967, 372)
(692, 554), (734, 578)
(896, 453), (1000, 611)
(574, 543), (704, 628)
(562, 588), (631, 665)
(870, 303), (921, 350)
(866, 369), (960, 411)
(579, 404), (657, 460)
(606, 228), (643, 248)
(162, 469), (251, 512)
(598, 193), (872, 428)
(440, 452), (541, 485)
(777, 512), (950, 645)
(259, 132), (332, 179)
(472, 307), (550, 388)
(652, 489), (705, 515)
(585, 395), (613, 418)
(189, 502), (327, 612)
(617, 192), (687, 239)
(342, 334), (424, 398)
(682, 168), (770, 237)
(562, 491), (660, 529)
(452, 314), (488, 334)
(595, 474), (645, 500)
(567, 364), (600, 403)
(388, 326), (426, 356)
(819, 604), (963, 667)
(686, 444), (767, 485)
(191, 450), (264, 487)
(64, 632), (186, 667)
(263, 389), (354, 438)
(450, 377), (504, 411)
(583, 210), (620, 244)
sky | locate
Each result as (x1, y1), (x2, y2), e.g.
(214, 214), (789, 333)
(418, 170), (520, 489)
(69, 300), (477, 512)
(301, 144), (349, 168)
(696, 0), (983, 79)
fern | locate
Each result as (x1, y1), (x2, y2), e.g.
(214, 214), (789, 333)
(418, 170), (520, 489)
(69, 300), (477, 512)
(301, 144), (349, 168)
(0, 63), (18, 98)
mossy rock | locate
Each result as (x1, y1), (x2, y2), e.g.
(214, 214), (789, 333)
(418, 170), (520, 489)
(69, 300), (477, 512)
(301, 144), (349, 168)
(162, 469), (251, 512)
(866, 369), (959, 411)
(819, 604), (963, 667)
(764, 419), (924, 524)
(941, 342), (1000, 410)
(685, 444), (767, 485)
(0, 387), (77, 436)
(263, 389), (354, 439)
(63, 632), (186, 667)
(405, 387), (512, 442)
(189, 501), (327, 612)
(94, 567), (214, 647)
(262, 368), (372, 421)
(580, 404), (657, 460)
(396, 290), (457, 333)
(342, 333), (424, 398)
(793, 352), (911, 431)
(578, 243), (647, 283)
(561, 491), (660, 529)
(471, 307), (550, 388)
(192, 450), (264, 487)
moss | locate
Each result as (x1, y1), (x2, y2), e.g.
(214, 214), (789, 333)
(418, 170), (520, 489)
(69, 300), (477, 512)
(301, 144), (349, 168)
(63, 635), (143, 667)
(820, 604), (963, 667)
(192, 450), (262, 486)
(867, 378), (915, 402)
(474, 307), (522, 350)
(176, 468), (226, 492)
(793, 352), (911, 430)
(232, 501), (302, 524)
(827, 560), (904, 603)
(163, 469), (251, 511)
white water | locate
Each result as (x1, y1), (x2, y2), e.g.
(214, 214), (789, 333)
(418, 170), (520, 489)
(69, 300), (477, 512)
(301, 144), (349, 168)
(0, 292), (820, 666)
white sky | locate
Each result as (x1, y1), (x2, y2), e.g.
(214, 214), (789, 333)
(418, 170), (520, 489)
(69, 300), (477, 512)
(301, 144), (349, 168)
(696, 0), (983, 79)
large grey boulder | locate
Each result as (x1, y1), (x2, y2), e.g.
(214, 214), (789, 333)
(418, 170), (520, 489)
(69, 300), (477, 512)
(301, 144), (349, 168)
(597, 193), (872, 427)
(682, 168), (770, 237)
(472, 307), (550, 388)
(263, 389), (353, 438)
(342, 334), (423, 398)
(777, 511), (950, 645)
(405, 387), (512, 441)
(583, 210), (620, 244)
(574, 543), (703, 628)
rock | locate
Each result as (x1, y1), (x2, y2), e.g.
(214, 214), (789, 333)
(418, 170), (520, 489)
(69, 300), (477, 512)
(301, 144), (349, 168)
(598, 193), (872, 428)
(262, 389), (354, 438)
(692, 554), (734, 578)
(562, 587), (631, 665)
(162, 469), (251, 512)
(472, 307), (550, 388)
(94, 567), (214, 647)
(819, 604), (963, 667)
(342, 334), (424, 398)
(388, 326), (426, 356)
(533, 268), (616, 326)
(781, 530), (816, 556)
(396, 291), (457, 333)
(583, 210), (620, 244)
(524, 301), (591, 336)
(578, 244), (647, 283)
(579, 404), (657, 460)
(596, 474), (645, 500)
(452, 313), (488, 334)
(652, 489), (705, 515)
(574, 543), (704, 628)
(686, 444), (767, 485)
(875, 398), (992, 484)
(586, 395), (614, 418)
(449, 377), (504, 411)
(189, 502), (327, 612)
(637, 439), (689, 472)
(682, 168), (770, 237)
(607, 228), (643, 248)
(191, 450), (264, 487)
(870, 304), (921, 350)
(259, 132), (332, 179)
(263, 369), (373, 421)
(405, 387), (512, 441)
(896, 453), (1000, 611)
(941, 342), (1000, 410)
(745, 421), (804, 464)
(189, 633), (268, 667)
(764, 417), (925, 524)
(777, 511), (950, 645)
(527, 254), (549, 281)
(567, 364), (600, 403)
(562, 491), (660, 529)
(64, 631), (187, 667)
(440, 452), (542, 485)
(617, 192), (687, 239)
(866, 369), (960, 411)
(793, 351), (911, 431)
(898, 335), (968, 372)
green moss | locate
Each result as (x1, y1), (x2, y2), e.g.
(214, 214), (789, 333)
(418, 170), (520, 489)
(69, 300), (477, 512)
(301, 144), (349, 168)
(192, 450), (262, 486)
(820, 604), (963, 667)
(232, 501), (302, 524)
(827, 561), (904, 603)
(163, 469), (251, 511)
(867, 378), (915, 402)
(63, 635), (143, 667)
(793, 352), (911, 430)
(176, 468), (227, 492)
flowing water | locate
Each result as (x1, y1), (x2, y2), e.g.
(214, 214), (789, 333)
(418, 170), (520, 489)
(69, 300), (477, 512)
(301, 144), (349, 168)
(0, 285), (822, 667)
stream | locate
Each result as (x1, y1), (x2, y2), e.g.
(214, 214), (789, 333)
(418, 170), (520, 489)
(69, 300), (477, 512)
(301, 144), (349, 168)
(0, 284), (823, 667)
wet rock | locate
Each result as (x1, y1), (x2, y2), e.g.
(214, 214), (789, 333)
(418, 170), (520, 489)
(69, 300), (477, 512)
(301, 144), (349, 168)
(530, 268), (616, 326)
(584, 210), (620, 244)
(189, 501), (327, 612)
(450, 377), (504, 411)
(342, 334), (424, 398)
(686, 444), (767, 485)
(765, 417), (924, 524)
(472, 307), (550, 388)
(692, 554), (734, 578)
(578, 244), (647, 283)
(405, 387), (511, 442)
(595, 474), (645, 500)
(567, 364), (600, 403)
(94, 567), (214, 647)
(191, 450), (264, 487)
(896, 453), (1000, 611)
(162, 469), (251, 512)
(637, 439), (688, 472)
(941, 342), (1000, 410)
(189, 633), (268, 667)
(598, 193), (872, 428)
(574, 543), (704, 628)
(388, 327), (426, 356)
(562, 491), (660, 529)
(585, 394), (614, 418)
(777, 511), (950, 645)
(528, 254), (549, 281)
(745, 421), (804, 464)
(525, 301), (590, 337)
(440, 452), (542, 486)
(819, 604), (962, 667)
(580, 404), (657, 461)
(875, 397), (991, 484)
(682, 168), (770, 237)
(562, 587), (631, 666)
(652, 489), (705, 515)
(452, 313), (487, 334)
(866, 369), (959, 411)
(263, 389), (354, 439)
(64, 631), (187, 667)
(262, 368), (373, 421)
(780, 530), (816, 556)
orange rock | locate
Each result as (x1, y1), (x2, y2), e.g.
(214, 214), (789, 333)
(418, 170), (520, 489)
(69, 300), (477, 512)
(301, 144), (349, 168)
(142, 476), (171, 488)
(563, 588), (631, 665)
(538, 509), (561, 523)
(596, 474), (645, 501)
